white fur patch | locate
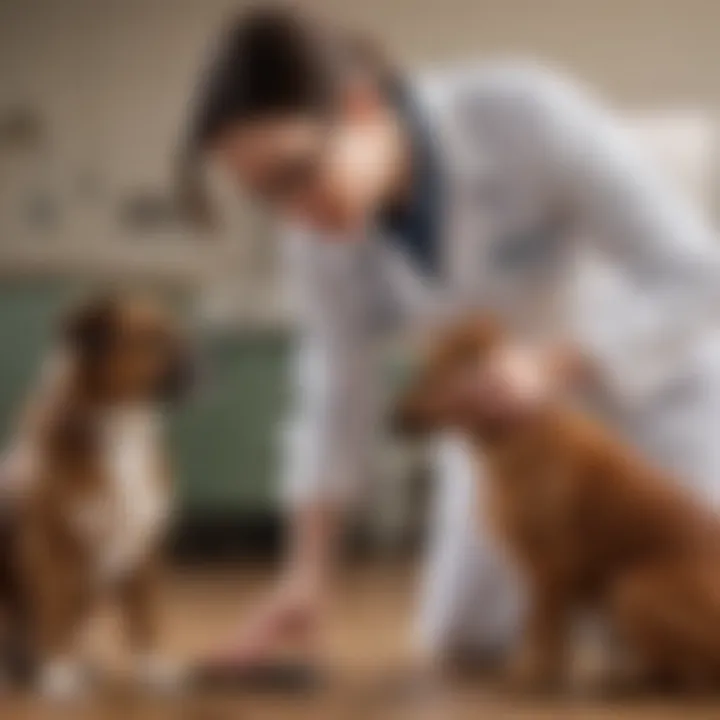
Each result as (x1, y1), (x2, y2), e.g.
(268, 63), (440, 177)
(39, 657), (87, 699)
(72, 407), (170, 584)
(134, 653), (186, 693)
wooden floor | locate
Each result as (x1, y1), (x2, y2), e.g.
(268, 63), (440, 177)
(3, 563), (720, 719)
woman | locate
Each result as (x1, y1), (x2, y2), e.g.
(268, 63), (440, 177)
(185, 7), (720, 668)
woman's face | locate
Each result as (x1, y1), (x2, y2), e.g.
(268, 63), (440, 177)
(211, 91), (397, 234)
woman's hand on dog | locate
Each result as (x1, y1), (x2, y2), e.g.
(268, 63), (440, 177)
(473, 343), (596, 422)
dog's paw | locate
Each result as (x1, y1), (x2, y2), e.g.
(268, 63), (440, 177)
(39, 659), (88, 701)
(504, 648), (563, 696)
(134, 654), (187, 694)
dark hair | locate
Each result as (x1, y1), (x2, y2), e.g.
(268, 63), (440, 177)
(191, 6), (347, 149)
(178, 5), (391, 227)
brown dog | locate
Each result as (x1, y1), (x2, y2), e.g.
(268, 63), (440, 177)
(394, 314), (720, 692)
(0, 294), (193, 697)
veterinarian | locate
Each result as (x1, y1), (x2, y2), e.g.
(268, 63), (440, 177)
(184, 7), (720, 667)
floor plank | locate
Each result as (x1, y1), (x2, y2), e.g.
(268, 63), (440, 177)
(3, 564), (720, 719)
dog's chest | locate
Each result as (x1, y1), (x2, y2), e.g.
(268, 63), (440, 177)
(74, 410), (170, 582)
(487, 442), (575, 559)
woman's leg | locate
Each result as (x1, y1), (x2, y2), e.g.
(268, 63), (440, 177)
(416, 434), (523, 662)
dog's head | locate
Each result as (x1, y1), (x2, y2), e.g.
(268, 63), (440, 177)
(392, 313), (551, 440)
(62, 294), (195, 406)
(392, 314), (504, 437)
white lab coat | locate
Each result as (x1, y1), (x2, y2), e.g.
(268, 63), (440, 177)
(279, 63), (720, 653)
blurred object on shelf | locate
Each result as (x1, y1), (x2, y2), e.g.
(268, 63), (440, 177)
(118, 188), (189, 233)
(0, 106), (46, 155)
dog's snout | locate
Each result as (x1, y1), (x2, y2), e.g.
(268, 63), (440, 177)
(159, 348), (197, 401)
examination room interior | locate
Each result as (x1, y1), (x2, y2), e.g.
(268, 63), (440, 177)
(1, 0), (720, 718)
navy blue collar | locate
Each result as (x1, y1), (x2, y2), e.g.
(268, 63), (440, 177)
(377, 83), (442, 277)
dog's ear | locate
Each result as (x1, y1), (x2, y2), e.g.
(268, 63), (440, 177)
(62, 295), (118, 358)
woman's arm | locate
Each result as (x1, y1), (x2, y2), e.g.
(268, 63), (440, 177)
(483, 65), (720, 403)
(272, 228), (380, 624)
(281, 228), (380, 512)
(211, 229), (381, 664)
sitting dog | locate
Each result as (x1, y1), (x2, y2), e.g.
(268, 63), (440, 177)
(394, 314), (720, 692)
(0, 293), (193, 697)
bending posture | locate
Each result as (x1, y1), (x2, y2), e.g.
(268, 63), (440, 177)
(185, 7), (720, 668)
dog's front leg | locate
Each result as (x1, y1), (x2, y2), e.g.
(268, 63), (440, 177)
(507, 576), (569, 693)
(29, 552), (89, 699)
(120, 556), (184, 692)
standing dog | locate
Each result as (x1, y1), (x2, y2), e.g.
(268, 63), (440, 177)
(394, 315), (720, 692)
(0, 294), (193, 697)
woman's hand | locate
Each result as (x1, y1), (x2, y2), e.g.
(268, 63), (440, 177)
(206, 570), (325, 667)
(203, 502), (337, 668)
(544, 344), (598, 392)
(470, 344), (551, 422)
(472, 342), (596, 421)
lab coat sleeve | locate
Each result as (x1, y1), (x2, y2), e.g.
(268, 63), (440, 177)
(279, 229), (380, 509)
(484, 64), (720, 402)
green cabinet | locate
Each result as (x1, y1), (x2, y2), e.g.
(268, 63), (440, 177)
(170, 330), (290, 514)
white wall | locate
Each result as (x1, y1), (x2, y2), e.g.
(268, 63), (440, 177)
(1, 0), (718, 199)
(0, 0), (717, 306)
